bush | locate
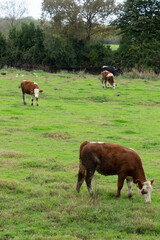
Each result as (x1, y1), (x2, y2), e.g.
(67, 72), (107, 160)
(0, 31), (7, 68)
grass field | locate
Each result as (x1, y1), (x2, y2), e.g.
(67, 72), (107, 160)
(106, 44), (119, 51)
(0, 68), (160, 240)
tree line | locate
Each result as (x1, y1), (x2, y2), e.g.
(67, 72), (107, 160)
(0, 0), (159, 73)
(0, 22), (116, 73)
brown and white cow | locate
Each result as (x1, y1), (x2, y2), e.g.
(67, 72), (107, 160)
(101, 70), (117, 89)
(76, 141), (154, 203)
(19, 80), (43, 106)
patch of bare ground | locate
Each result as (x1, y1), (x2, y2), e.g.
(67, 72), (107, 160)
(0, 158), (18, 168)
(0, 179), (19, 190)
(139, 101), (160, 106)
(1, 210), (23, 221)
(0, 150), (23, 158)
(1, 128), (23, 135)
(43, 132), (70, 140)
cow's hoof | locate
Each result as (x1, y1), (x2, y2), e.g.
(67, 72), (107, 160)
(76, 186), (80, 193)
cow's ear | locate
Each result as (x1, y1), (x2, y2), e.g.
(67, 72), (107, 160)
(39, 90), (43, 92)
(31, 91), (34, 94)
(135, 179), (143, 189)
(150, 179), (154, 185)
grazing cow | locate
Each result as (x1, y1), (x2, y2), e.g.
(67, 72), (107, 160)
(76, 141), (154, 203)
(19, 80), (43, 106)
(101, 66), (118, 76)
(101, 70), (116, 89)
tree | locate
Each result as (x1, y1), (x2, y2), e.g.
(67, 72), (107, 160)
(44, 33), (78, 68)
(0, 32), (7, 68)
(114, 0), (160, 71)
(0, 0), (28, 27)
(41, 0), (121, 41)
(7, 22), (45, 67)
(80, 0), (120, 41)
(82, 41), (113, 67)
(115, 0), (160, 40)
(41, 0), (81, 36)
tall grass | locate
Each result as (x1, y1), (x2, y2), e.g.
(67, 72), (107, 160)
(122, 68), (160, 81)
(0, 69), (160, 240)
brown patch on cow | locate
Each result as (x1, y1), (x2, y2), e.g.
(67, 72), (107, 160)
(141, 189), (148, 195)
(43, 132), (70, 140)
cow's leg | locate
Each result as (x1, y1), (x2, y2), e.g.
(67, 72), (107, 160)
(85, 169), (95, 196)
(76, 163), (86, 193)
(111, 83), (116, 89)
(111, 84), (115, 89)
(31, 95), (34, 106)
(126, 177), (133, 198)
(23, 93), (27, 105)
(116, 174), (126, 197)
(102, 79), (104, 88)
(106, 81), (109, 88)
(36, 97), (39, 106)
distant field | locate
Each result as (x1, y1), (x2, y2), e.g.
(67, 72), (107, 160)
(106, 44), (119, 51)
(0, 69), (160, 240)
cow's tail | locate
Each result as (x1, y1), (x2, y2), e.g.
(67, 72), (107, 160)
(78, 159), (87, 178)
(78, 141), (89, 177)
(80, 141), (89, 154)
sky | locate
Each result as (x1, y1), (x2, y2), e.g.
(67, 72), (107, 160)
(26, 0), (43, 19)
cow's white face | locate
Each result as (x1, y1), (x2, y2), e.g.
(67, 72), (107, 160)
(34, 88), (39, 98)
(137, 180), (154, 203)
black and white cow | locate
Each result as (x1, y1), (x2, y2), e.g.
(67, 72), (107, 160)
(101, 66), (118, 76)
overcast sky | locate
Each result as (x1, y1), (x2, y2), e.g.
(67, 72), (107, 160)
(26, 0), (43, 19)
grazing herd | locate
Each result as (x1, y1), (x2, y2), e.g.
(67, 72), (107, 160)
(17, 66), (154, 203)
(18, 66), (117, 106)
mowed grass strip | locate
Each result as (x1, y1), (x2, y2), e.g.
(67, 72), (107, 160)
(0, 69), (160, 240)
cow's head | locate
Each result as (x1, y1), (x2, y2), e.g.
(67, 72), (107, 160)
(34, 89), (40, 98)
(135, 179), (154, 203)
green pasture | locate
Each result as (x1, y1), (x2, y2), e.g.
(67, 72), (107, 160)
(0, 69), (160, 240)
(106, 44), (119, 51)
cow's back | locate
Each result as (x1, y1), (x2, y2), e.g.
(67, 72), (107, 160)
(21, 80), (39, 94)
(80, 142), (142, 176)
(101, 66), (118, 76)
(102, 71), (111, 79)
